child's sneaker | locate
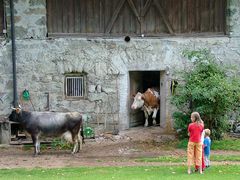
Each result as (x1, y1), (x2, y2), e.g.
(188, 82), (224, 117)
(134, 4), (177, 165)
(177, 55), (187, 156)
(195, 168), (204, 172)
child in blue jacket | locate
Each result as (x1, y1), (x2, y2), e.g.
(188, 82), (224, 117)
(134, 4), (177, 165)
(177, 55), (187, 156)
(204, 129), (211, 168)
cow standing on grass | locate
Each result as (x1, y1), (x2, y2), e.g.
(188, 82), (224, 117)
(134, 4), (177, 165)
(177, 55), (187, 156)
(131, 88), (160, 127)
(9, 106), (84, 155)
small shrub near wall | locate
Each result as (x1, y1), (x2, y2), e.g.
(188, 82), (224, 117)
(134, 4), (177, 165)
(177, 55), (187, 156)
(171, 49), (240, 140)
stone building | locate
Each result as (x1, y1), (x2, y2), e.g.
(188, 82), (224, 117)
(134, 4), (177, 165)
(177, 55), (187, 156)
(0, 0), (240, 135)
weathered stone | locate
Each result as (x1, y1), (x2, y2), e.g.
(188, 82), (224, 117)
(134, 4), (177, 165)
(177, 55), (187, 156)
(35, 16), (46, 26)
(25, 8), (46, 15)
(29, 0), (45, 6)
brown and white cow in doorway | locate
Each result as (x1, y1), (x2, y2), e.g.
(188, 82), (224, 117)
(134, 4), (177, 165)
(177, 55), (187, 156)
(131, 88), (160, 127)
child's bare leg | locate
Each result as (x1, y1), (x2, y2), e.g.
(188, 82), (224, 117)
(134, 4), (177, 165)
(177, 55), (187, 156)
(188, 166), (191, 174)
(199, 165), (203, 174)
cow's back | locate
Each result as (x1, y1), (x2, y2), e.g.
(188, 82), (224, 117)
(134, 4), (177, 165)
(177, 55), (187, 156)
(142, 88), (160, 108)
(24, 111), (82, 136)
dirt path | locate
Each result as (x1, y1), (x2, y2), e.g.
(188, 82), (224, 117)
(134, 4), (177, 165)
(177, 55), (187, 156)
(0, 127), (239, 169)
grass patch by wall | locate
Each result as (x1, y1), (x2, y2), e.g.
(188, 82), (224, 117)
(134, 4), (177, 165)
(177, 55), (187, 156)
(177, 136), (240, 151)
(136, 155), (240, 163)
(211, 138), (240, 150)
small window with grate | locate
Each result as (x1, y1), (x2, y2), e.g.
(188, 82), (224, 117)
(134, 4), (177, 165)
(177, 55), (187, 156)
(65, 74), (87, 99)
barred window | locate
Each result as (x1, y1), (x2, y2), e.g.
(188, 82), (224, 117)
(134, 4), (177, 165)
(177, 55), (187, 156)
(47, 0), (226, 37)
(65, 75), (87, 99)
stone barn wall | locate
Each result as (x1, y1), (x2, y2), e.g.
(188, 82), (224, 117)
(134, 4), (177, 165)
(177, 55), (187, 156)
(0, 0), (240, 134)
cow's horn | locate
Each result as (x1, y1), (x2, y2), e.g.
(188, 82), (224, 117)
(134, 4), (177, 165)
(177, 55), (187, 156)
(10, 105), (16, 110)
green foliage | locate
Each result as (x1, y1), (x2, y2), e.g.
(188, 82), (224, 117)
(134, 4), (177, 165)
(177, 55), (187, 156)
(23, 139), (72, 152)
(51, 138), (72, 150)
(172, 112), (190, 139)
(172, 49), (240, 140)
(211, 138), (240, 151)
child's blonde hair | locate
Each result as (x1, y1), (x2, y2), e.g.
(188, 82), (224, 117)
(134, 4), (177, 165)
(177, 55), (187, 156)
(205, 129), (211, 136)
(191, 112), (202, 123)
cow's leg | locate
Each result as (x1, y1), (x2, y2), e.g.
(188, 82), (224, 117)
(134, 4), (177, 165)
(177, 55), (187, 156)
(143, 110), (149, 127)
(75, 128), (83, 153)
(71, 133), (78, 154)
(31, 135), (40, 155)
(152, 108), (158, 126)
(77, 133), (82, 152)
(36, 140), (41, 154)
(31, 135), (37, 155)
(77, 125), (84, 152)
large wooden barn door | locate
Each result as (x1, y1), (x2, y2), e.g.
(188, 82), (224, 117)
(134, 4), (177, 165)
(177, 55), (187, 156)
(129, 71), (144, 127)
(47, 0), (226, 36)
(105, 0), (174, 35)
(104, 0), (141, 35)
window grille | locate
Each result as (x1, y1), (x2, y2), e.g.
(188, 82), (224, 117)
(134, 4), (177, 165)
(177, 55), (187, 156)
(65, 76), (85, 98)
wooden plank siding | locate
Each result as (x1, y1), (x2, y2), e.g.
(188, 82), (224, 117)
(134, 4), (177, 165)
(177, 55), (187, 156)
(0, 0), (4, 36)
(47, 0), (227, 37)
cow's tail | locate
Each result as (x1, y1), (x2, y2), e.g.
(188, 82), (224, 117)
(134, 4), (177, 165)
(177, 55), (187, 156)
(81, 122), (85, 144)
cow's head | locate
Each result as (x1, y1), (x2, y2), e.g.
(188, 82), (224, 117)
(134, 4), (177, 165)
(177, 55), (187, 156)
(131, 92), (144, 110)
(8, 105), (22, 122)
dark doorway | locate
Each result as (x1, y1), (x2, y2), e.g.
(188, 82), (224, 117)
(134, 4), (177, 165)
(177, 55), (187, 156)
(129, 71), (160, 127)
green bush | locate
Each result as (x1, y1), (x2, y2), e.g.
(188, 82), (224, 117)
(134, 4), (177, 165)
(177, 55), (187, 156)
(172, 49), (240, 140)
(51, 138), (72, 150)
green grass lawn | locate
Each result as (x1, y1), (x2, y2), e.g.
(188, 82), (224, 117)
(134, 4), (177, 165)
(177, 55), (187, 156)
(136, 154), (240, 163)
(177, 137), (240, 151)
(136, 136), (240, 163)
(1, 136), (239, 179)
(0, 165), (239, 180)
